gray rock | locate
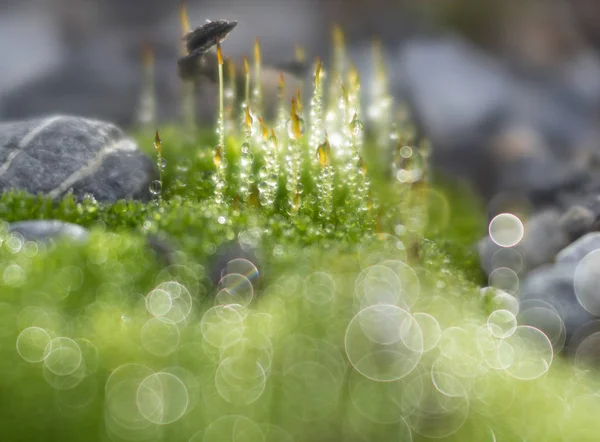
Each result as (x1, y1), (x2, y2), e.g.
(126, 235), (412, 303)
(559, 205), (596, 240)
(8, 220), (179, 267)
(8, 220), (89, 243)
(520, 263), (596, 345)
(0, 116), (157, 201)
(494, 149), (586, 202)
(398, 37), (512, 145)
(557, 189), (600, 232)
(396, 36), (600, 206)
(518, 210), (571, 269)
(556, 232), (600, 265)
(478, 209), (570, 276)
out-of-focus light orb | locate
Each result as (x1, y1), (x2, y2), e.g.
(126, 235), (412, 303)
(136, 372), (189, 425)
(488, 213), (524, 248)
(574, 249), (600, 316)
(488, 267), (519, 295)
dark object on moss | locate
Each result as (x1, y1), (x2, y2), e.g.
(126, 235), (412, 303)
(178, 19), (237, 80)
(146, 232), (177, 267)
(0, 116), (158, 202)
(8, 220), (89, 243)
(207, 241), (262, 290)
(184, 20), (238, 54)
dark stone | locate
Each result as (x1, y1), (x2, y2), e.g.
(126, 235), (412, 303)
(0, 116), (158, 201)
(8, 220), (89, 243)
(520, 263), (596, 346)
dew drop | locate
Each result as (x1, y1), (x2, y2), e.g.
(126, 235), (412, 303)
(149, 180), (162, 195)
(351, 118), (364, 137)
(258, 182), (269, 193)
(400, 146), (413, 158)
(286, 118), (306, 140)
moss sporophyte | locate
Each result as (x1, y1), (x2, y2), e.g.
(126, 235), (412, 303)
(2, 5), (589, 442)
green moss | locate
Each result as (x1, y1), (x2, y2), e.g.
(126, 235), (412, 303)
(425, 176), (487, 284)
(0, 126), (596, 442)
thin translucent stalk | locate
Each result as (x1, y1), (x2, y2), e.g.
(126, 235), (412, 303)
(309, 59), (325, 170)
(213, 146), (226, 205)
(244, 56), (250, 106)
(275, 73), (288, 151)
(252, 39), (263, 118)
(217, 43), (225, 153)
(356, 156), (371, 214)
(180, 2), (195, 134)
(286, 98), (304, 215)
(327, 25), (347, 109)
(350, 113), (364, 160)
(369, 39), (393, 150)
(213, 42), (227, 205)
(224, 58), (237, 137)
(340, 111), (369, 217)
(295, 45), (306, 91)
(325, 25), (347, 144)
(154, 130), (163, 201)
(239, 107), (254, 202)
(136, 44), (156, 128)
(337, 85), (352, 158)
(258, 126), (278, 209)
(393, 143), (424, 186)
(295, 89), (307, 158)
(316, 140), (334, 221)
(240, 56), (251, 133)
(309, 59), (325, 171)
(347, 65), (361, 123)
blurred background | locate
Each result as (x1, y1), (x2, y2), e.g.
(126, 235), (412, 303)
(3, 0), (600, 207)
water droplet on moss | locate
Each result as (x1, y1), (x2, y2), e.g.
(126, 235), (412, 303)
(286, 118), (305, 140)
(400, 146), (413, 158)
(351, 118), (364, 137)
(149, 180), (162, 195)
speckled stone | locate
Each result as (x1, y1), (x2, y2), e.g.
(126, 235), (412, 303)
(0, 116), (157, 201)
